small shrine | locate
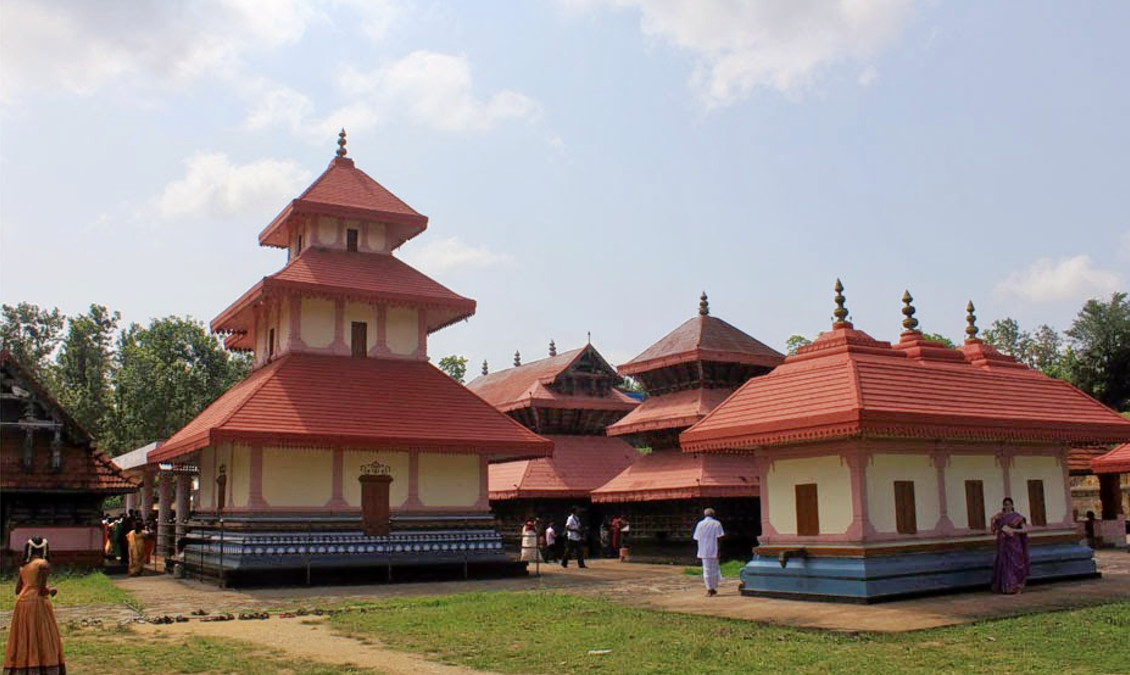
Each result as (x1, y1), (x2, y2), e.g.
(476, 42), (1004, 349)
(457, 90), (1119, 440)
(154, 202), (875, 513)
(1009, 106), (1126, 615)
(145, 132), (551, 583)
(466, 342), (640, 548)
(681, 283), (1130, 601)
(1090, 443), (1129, 548)
(0, 351), (136, 569)
(591, 293), (784, 561)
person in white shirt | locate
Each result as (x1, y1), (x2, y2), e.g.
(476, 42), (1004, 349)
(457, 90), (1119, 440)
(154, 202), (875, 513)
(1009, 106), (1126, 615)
(543, 521), (557, 562)
(561, 507), (586, 568)
(693, 508), (725, 596)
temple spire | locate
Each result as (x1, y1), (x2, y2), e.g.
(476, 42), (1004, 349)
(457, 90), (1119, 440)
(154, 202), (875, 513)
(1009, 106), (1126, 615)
(549, 339), (557, 357)
(833, 279), (849, 325)
(336, 128), (348, 158)
(699, 292), (709, 316)
(514, 350), (521, 367)
(965, 300), (979, 341)
(482, 359), (489, 376)
(901, 290), (919, 332)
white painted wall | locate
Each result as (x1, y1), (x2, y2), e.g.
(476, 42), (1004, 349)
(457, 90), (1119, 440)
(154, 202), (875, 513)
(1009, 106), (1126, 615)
(766, 455), (853, 535)
(866, 453), (940, 534)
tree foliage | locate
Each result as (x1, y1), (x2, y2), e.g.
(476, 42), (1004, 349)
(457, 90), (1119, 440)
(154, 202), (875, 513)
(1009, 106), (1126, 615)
(55, 305), (120, 437)
(0, 302), (65, 376)
(437, 354), (468, 384)
(785, 334), (812, 356)
(1064, 292), (1130, 411)
(922, 332), (956, 348)
(982, 318), (1065, 376)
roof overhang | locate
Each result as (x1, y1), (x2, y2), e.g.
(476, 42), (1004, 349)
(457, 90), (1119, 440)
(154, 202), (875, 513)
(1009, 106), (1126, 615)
(259, 200), (428, 249)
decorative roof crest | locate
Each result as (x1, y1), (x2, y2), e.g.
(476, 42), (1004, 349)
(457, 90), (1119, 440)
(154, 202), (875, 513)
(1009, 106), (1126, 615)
(965, 300), (979, 340)
(514, 350), (521, 367)
(481, 359), (489, 376)
(901, 290), (919, 332)
(336, 128), (348, 158)
(699, 292), (709, 316)
(549, 339), (557, 357)
(833, 279), (849, 324)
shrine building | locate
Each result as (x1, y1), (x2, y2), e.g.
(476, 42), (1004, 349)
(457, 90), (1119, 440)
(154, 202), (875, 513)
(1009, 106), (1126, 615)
(466, 342), (640, 548)
(681, 282), (1130, 602)
(145, 133), (551, 583)
(1090, 443), (1129, 548)
(591, 293), (784, 561)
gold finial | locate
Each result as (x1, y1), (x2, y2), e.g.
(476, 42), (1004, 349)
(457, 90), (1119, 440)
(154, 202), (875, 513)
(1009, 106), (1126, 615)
(513, 350), (521, 367)
(965, 300), (979, 340)
(482, 359), (489, 376)
(699, 292), (709, 316)
(549, 339), (557, 357)
(901, 290), (919, 332)
(336, 128), (348, 157)
(833, 279), (849, 324)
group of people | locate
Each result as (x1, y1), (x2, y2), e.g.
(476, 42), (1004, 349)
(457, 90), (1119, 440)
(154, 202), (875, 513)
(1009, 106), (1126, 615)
(102, 510), (155, 576)
(599, 515), (631, 559)
(517, 508), (635, 569)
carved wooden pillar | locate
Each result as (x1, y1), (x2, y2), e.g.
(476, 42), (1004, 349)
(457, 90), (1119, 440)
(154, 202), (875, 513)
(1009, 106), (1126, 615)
(359, 461), (393, 536)
(157, 472), (174, 558)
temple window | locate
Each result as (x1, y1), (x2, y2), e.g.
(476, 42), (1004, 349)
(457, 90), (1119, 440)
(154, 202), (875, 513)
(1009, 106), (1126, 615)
(298, 234), (304, 252)
(1027, 479), (1047, 526)
(894, 481), (917, 534)
(795, 483), (819, 535)
(268, 328), (276, 359)
(347, 228), (359, 252)
(351, 322), (368, 358)
(964, 480), (986, 530)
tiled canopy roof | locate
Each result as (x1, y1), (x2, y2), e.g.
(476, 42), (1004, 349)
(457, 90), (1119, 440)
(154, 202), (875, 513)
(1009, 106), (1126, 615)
(212, 247), (476, 337)
(590, 451), (759, 503)
(619, 314), (783, 376)
(1092, 443), (1130, 475)
(489, 435), (640, 500)
(150, 354), (552, 463)
(466, 347), (637, 414)
(607, 388), (733, 436)
(681, 324), (1130, 451)
(259, 156), (428, 249)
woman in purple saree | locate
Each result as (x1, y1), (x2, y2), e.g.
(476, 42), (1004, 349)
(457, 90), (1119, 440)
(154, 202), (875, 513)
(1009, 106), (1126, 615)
(990, 497), (1030, 594)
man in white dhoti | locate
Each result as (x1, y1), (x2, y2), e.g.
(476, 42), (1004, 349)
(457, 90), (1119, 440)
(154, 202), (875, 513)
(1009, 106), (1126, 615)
(693, 508), (725, 596)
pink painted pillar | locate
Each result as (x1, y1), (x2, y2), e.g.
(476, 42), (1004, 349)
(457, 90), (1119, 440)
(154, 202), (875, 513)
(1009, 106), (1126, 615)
(933, 447), (955, 534)
(375, 306), (390, 356)
(754, 452), (777, 545)
(326, 448), (349, 510)
(248, 445), (267, 510)
(141, 469), (155, 520)
(331, 299), (348, 355)
(416, 310), (428, 360)
(846, 450), (867, 541)
(287, 296), (307, 352)
(404, 450), (424, 510)
(474, 454), (490, 510)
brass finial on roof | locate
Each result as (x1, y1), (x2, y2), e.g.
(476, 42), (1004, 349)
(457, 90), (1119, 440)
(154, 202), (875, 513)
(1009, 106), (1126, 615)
(514, 350), (521, 367)
(549, 339), (557, 357)
(482, 359), (489, 376)
(965, 300), (979, 340)
(336, 128), (348, 157)
(901, 290), (919, 332)
(833, 279), (849, 324)
(699, 292), (709, 316)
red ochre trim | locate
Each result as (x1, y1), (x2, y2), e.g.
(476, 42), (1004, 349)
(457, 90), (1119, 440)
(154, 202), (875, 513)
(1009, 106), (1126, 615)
(618, 350), (781, 376)
(590, 485), (759, 503)
(1092, 443), (1130, 474)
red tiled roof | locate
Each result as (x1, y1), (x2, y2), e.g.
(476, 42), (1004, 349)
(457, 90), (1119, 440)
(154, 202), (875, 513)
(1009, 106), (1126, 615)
(607, 388), (733, 436)
(1067, 445), (1113, 474)
(619, 315), (784, 375)
(590, 451), (759, 502)
(682, 324), (1130, 451)
(1092, 443), (1130, 474)
(260, 156), (427, 249)
(466, 347), (637, 414)
(150, 354), (552, 462)
(212, 247), (476, 335)
(489, 435), (641, 500)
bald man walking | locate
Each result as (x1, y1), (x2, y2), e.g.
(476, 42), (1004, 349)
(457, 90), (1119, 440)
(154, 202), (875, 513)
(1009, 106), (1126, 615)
(693, 508), (725, 596)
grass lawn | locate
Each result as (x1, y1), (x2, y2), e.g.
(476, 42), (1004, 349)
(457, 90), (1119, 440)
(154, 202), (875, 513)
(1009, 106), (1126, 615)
(682, 560), (746, 578)
(0, 570), (133, 611)
(330, 592), (1130, 674)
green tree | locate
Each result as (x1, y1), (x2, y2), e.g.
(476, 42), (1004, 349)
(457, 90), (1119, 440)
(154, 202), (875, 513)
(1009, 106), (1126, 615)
(618, 375), (645, 394)
(437, 354), (468, 384)
(1065, 292), (1130, 411)
(982, 318), (1066, 376)
(55, 305), (119, 437)
(983, 318), (1031, 359)
(922, 332), (956, 348)
(0, 302), (66, 376)
(785, 334), (812, 356)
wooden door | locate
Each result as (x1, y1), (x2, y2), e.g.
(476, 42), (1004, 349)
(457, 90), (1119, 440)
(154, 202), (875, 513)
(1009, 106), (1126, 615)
(795, 483), (819, 536)
(1027, 480), (1047, 526)
(894, 481), (917, 534)
(351, 322), (368, 358)
(965, 480), (986, 530)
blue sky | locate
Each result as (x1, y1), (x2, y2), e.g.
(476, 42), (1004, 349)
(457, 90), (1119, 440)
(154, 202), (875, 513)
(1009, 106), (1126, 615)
(2, 0), (1127, 370)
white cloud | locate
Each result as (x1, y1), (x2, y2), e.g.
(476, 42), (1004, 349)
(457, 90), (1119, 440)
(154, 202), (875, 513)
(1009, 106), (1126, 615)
(994, 255), (1124, 304)
(153, 152), (311, 221)
(858, 66), (879, 86)
(564, 0), (916, 107)
(402, 236), (514, 273)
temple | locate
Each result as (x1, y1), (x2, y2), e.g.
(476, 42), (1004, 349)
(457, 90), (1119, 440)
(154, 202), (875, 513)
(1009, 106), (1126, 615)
(681, 284), (1130, 602)
(1, 351), (136, 569)
(467, 342), (640, 546)
(145, 132), (551, 583)
(591, 294), (784, 560)
(1090, 443), (1129, 547)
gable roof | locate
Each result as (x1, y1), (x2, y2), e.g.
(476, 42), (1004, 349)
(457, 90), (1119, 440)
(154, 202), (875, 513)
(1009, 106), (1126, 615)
(1092, 443), (1130, 475)
(607, 388), (733, 437)
(590, 451), (759, 502)
(466, 346), (637, 414)
(488, 435), (640, 500)
(681, 324), (1130, 452)
(619, 314), (783, 376)
(259, 156), (428, 250)
(149, 353), (552, 463)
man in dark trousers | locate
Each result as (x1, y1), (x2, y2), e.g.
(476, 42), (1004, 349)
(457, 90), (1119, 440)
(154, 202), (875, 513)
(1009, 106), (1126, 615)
(561, 507), (586, 568)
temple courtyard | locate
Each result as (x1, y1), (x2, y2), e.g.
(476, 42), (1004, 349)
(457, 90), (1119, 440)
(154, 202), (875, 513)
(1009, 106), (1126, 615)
(2, 552), (1127, 673)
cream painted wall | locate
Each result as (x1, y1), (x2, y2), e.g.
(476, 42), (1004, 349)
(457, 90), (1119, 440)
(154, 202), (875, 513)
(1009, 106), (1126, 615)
(229, 444), (251, 509)
(301, 298), (336, 349)
(418, 453), (480, 508)
(386, 307), (419, 355)
(866, 453), (940, 534)
(318, 216), (339, 247)
(343, 450), (409, 508)
(262, 447), (333, 507)
(1011, 454), (1068, 525)
(766, 455), (853, 535)
(367, 222), (386, 252)
(279, 300), (292, 352)
(344, 302), (376, 352)
(944, 454), (1004, 530)
(198, 446), (215, 508)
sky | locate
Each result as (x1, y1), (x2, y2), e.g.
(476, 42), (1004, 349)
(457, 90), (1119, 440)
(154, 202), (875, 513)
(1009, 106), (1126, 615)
(1, 0), (1128, 372)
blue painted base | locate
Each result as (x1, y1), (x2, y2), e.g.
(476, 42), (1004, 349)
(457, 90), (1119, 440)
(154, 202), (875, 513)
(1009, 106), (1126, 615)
(739, 543), (1097, 603)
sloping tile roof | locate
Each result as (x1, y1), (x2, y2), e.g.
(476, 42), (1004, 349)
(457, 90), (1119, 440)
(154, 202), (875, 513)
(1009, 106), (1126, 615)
(1092, 443), (1130, 474)
(260, 156), (427, 248)
(682, 324), (1130, 451)
(619, 315), (784, 375)
(150, 354), (552, 462)
(466, 347), (637, 414)
(590, 451), (759, 502)
(607, 388), (734, 436)
(489, 435), (641, 500)
(212, 247), (476, 335)
(1067, 445), (1113, 474)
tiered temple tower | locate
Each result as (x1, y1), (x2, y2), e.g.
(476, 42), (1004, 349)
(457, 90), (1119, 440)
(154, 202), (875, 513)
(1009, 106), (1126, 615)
(148, 133), (550, 583)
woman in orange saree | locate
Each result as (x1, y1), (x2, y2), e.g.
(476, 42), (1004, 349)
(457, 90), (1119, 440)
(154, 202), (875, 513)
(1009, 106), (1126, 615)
(3, 537), (65, 675)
